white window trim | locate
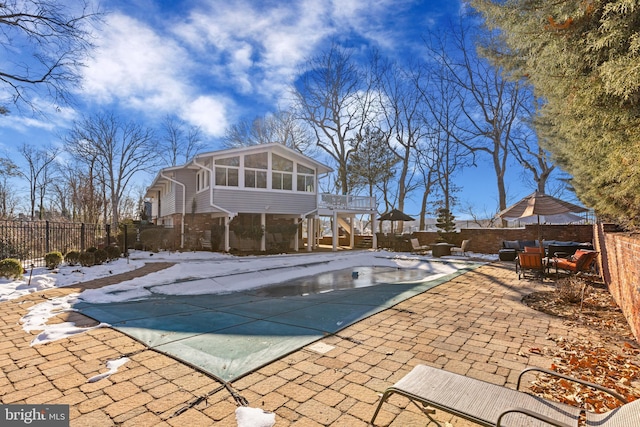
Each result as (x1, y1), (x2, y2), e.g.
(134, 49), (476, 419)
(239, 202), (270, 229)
(196, 169), (210, 192)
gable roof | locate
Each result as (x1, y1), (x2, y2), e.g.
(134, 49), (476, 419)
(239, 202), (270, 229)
(189, 143), (332, 174)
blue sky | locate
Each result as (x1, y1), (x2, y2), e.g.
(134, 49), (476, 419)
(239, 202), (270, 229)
(0, 0), (560, 219)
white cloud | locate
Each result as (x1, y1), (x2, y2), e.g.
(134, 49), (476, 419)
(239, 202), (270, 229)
(75, 0), (430, 138)
(173, 0), (333, 100)
(79, 12), (237, 137)
(0, 98), (78, 134)
(181, 96), (229, 137)
(82, 13), (190, 108)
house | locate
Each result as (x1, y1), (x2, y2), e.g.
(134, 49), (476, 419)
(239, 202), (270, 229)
(144, 143), (378, 252)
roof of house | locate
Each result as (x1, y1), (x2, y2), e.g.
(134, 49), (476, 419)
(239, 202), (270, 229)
(145, 143), (332, 198)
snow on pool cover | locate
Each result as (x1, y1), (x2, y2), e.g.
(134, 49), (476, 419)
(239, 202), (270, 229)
(74, 262), (481, 382)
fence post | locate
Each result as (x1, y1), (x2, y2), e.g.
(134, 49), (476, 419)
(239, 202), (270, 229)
(124, 224), (128, 257)
(81, 223), (85, 252)
(45, 221), (50, 253)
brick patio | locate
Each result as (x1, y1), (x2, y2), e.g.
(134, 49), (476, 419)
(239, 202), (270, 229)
(0, 260), (609, 426)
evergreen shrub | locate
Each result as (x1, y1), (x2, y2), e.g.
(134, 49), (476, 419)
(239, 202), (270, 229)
(44, 251), (63, 270)
(105, 246), (121, 261)
(0, 258), (23, 280)
(79, 252), (95, 267)
(64, 250), (81, 266)
(93, 248), (108, 265)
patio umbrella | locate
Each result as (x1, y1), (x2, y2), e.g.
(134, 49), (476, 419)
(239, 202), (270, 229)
(516, 212), (586, 225)
(378, 209), (414, 234)
(498, 191), (588, 246)
(498, 191), (588, 219)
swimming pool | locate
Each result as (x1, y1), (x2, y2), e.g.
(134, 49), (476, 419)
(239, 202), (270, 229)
(251, 266), (435, 297)
(75, 264), (480, 382)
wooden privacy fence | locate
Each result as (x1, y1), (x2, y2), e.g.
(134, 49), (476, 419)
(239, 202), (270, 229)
(0, 221), (111, 268)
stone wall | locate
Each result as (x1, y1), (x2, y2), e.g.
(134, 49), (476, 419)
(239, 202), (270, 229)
(595, 224), (640, 341)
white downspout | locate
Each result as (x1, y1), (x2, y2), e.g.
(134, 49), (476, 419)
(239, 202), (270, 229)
(160, 172), (186, 249)
(332, 210), (338, 251)
(192, 158), (236, 252)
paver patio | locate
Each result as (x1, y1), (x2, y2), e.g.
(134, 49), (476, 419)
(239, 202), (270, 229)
(0, 259), (625, 426)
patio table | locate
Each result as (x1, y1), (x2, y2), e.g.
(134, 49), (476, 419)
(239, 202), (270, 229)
(432, 243), (455, 257)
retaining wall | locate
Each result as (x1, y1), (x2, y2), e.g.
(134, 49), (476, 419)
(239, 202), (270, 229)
(594, 224), (640, 341)
(413, 224), (593, 254)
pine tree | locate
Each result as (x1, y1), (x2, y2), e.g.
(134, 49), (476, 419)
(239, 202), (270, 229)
(435, 207), (456, 242)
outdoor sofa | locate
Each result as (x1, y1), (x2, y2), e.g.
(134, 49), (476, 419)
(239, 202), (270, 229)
(499, 240), (539, 261)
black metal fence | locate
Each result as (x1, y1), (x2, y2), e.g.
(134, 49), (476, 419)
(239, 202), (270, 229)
(0, 221), (111, 268)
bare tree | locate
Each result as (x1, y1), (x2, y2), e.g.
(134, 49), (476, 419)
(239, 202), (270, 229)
(65, 112), (159, 227)
(375, 57), (428, 215)
(19, 143), (60, 219)
(0, 157), (20, 218)
(424, 20), (529, 212)
(510, 101), (556, 194)
(417, 65), (470, 217)
(414, 145), (438, 231)
(292, 42), (376, 194)
(223, 110), (314, 154)
(51, 158), (103, 222)
(160, 115), (205, 166)
(0, 0), (102, 113)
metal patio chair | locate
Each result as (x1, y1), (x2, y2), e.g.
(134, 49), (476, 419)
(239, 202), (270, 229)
(371, 364), (636, 427)
(553, 249), (599, 278)
(516, 252), (546, 280)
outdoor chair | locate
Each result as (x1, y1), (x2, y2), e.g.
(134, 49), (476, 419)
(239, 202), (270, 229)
(516, 252), (546, 280)
(553, 249), (599, 278)
(451, 239), (470, 256)
(371, 364), (637, 427)
(547, 244), (581, 259)
(410, 238), (430, 254)
(524, 245), (544, 254)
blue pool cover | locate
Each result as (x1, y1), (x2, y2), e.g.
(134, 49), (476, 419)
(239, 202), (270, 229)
(75, 263), (480, 382)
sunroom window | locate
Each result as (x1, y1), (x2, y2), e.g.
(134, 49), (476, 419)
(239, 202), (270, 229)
(196, 169), (210, 192)
(215, 156), (239, 187)
(272, 154), (293, 190)
(296, 164), (315, 192)
(244, 152), (267, 188)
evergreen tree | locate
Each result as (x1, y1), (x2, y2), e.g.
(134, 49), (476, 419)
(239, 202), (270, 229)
(348, 127), (398, 198)
(471, 0), (640, 229)
(435, 207), (456, 242)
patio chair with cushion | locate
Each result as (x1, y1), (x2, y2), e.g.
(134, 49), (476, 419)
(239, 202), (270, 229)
(553, 249), (599, 277)
(524, 245), (544, 254)
(371, 364), (637, 427)
(516, 252), (546, 280)
(451, 239), (470, 256)
(410, 238), (430, 254)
